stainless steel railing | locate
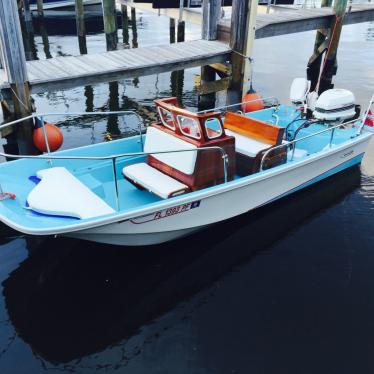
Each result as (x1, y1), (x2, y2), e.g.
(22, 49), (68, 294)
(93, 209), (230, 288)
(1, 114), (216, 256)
(0, 146), (229, 212)
(259, 116), (365, 172)
(0, 110), (146, 160)
(197, 96), (279, 114)
(0, 110), (230, 212)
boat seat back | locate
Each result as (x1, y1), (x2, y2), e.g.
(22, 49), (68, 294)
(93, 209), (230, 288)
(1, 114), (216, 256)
(144, 126), (197, 175)
(224, 112), (284, 146)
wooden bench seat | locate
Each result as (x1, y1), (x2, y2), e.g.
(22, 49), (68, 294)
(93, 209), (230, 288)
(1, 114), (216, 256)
(223, 112), (286, 175)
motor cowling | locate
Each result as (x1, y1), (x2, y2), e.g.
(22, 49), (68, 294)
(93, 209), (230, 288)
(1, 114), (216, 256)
(313, 89), (356, 122)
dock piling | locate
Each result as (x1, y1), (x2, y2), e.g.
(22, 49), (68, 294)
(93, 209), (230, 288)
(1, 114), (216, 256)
(36, 0), (44, 18)
(23, 0), (33, 35)
(131, 7), (138, 48)
(102, 0), (118, 51)
(0, 0), (36, 154)
(202, 0), (221, 40)
(170, 18), (176, 43)
(199, 0), (222, 110)
(75, 0), (87, 54)
(121, 4), (129, 46)
(177, 0), (185, 42)
(227, 0), (258, 104)
(318, 0), (349, 93)
(307, 0), (349, 93)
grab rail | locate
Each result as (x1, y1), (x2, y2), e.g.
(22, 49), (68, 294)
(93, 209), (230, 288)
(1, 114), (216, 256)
(259, 116), (364, 172)
(0, 110), (147, 159)
(0, 146), (229, 212)
(197, 96), (279, 114)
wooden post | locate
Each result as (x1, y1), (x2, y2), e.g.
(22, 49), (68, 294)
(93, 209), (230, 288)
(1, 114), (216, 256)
(75, 0), (87, 54)
(23, 0), (33, 35)
(199, 0), (222, 110)
(101, 0), (118, 51)
(19, 0), (37, 61)
(171, 70), (184, 104)
(227, 0), (258, 105)
(201, 0), (221, 40)
(40, 21), (52, 59)
(317, 0), (349, 93)
(0, 0), (36, 154)
(307, 0), (333, 92)
(177, 0), (185, 42)
(131, 7), (138, 48)
(170, 18), (176, 43)
(313, 0), (333, 55)
(177, 21), (185, 42)
(37, 0), (44, 18)
(198, 65), (217, 110)
(121, 4), (129, 46)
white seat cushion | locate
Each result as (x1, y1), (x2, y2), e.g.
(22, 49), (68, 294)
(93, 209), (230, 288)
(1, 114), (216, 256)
(123, 163), (188, 199)
(27, 167), (115, 219)
(288, 148), (308, 160)
(145, 126), (197, 175)
(225, 129), (270, 157)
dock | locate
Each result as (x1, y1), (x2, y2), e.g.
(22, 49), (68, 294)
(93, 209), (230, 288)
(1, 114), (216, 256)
(222, 4), (374, 40)
(0, 3), (373, 95)
(120, 1), (374, 39)
(0, 40), (231, 94)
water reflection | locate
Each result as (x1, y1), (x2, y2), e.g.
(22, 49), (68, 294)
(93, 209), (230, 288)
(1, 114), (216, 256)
(2, 167), (362, 366)
(106, 82), (120, 139)
(170, 70), (185, 104)
(366, 21), (374, 41)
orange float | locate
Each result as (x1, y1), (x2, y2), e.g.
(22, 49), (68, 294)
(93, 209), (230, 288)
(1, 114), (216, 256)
(241, 92), (265, 113)
(33, 119), (63, 152)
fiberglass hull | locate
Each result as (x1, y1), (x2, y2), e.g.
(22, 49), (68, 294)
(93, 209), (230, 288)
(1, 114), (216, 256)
(64, 133), (371, 246)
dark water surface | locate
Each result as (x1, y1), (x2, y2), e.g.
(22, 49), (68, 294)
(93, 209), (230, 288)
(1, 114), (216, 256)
(0, 9), (374, 374)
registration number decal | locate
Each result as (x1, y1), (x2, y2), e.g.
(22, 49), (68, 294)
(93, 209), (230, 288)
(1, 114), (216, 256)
(130, 200), (201, 224)
(341, 149), (354, 158)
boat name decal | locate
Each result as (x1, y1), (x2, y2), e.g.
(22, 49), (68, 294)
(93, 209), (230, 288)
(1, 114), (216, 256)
(341, 150), (354, 158)
(130, 200), (201, 224)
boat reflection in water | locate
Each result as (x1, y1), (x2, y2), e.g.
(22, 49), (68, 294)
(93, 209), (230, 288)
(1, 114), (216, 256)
(2, 166), (362, 365)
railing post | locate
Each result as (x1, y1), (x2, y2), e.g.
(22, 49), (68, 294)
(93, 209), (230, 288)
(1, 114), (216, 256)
(329, 127), (335, 148)
(112, 157), (120, 211)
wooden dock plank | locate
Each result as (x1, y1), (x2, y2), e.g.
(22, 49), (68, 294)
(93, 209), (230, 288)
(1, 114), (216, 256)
(0, 40), (231, 94)
(0, 4), (371, 95)
(218, 4), (374, 41)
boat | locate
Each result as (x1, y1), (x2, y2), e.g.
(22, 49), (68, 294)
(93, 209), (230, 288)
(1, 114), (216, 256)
(0, 80), (372, 246)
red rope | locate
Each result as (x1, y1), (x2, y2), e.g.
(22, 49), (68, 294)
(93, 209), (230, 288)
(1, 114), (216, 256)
(0, 193), (16, 201)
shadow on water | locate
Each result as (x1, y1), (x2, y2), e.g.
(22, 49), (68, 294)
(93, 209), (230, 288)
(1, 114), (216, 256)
(1, 166), (362, 364)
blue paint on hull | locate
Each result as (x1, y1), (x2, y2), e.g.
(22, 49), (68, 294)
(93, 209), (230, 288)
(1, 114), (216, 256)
(264, 153), (365, 206)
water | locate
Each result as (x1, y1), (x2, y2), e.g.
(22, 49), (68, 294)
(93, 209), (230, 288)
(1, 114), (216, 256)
(0, 8), (374, 374)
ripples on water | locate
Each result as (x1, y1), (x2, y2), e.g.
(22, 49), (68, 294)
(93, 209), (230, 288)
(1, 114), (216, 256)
(0, 8), (373, 374)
